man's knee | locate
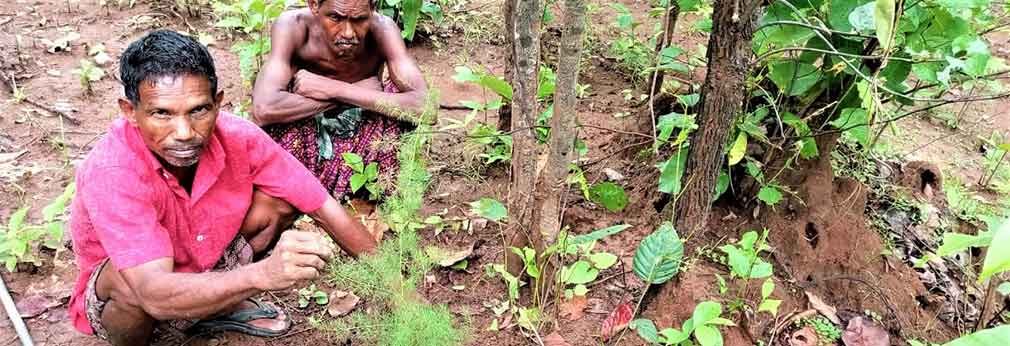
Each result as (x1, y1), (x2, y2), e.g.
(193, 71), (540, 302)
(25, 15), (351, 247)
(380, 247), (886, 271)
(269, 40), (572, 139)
(242, 190), (300, 252)
(94, 263), (156, 345)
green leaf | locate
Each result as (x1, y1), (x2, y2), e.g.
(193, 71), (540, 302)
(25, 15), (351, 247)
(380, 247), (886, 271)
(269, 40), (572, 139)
(695, 324), (723, 346)
(998, 282), (1010, 296)
(400, 0), (422, 40)
(757, 186), (783, 205)
(714, 171), (730, 200)
(768, 61), (823, 96)
(364, 162), (379, 179)
(831, 108), (870, 147)
(469, 197), (508, 222)
(562, 260), (598, 284)
(313, 290), (328, 305)
(761, 278), (775, 299)
(589, 182), (629, 212)
(937, 231), (992, 256)
(350, 174), (367, 193)
(631, 319), (659, 343)
(632, 222), (685, 284)
(660, 328), (691, 344)
(692, 301), (722, 325)
(658, 145), (689, 195)
(758, 299), (782, 316)
(215, 16), (245, 28)
(944, 325), (1010, 346)
(8, 207), (29, 231)
(42, 183), (75, 222)
(480, 74), (513, 101)
(874, 0), (896, 51)
(572, 284), (588, 296)
(512, 247), (541, 279)
(848, 2), (876, 32)
(421, 1), (444, 23)
(589, 252), (619, 270)
(452, 66), (481, 83)
(341, 152), (364, 172)
(830, 0), (872, 33)
(728, 132), (747, 166)
(980, 221), (1010, 282)
(569, 224), (631, 248)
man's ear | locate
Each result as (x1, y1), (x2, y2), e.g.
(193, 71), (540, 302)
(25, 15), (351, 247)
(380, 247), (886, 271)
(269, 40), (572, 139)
(214, 90), (225, 109)
(118, 98), (137, 125)
(307, 0), (319, 14)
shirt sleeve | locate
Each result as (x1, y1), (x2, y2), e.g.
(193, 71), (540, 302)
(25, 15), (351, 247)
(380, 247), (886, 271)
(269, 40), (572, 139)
(246, 125), (329, 213)
(81, 167), (174, 270)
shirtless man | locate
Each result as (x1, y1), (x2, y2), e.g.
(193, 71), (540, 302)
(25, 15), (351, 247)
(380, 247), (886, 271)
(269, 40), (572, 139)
(252, 0), (430, 198)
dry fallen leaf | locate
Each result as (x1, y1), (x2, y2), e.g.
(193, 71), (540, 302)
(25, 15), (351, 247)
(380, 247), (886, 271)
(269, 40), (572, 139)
(841, 316), (890, 346)
(16, 294), (59, 318)
(543, 331), (573, 346)
(788, 326), (820, 346)
(600, 302), (634, 341)
(327, 290), (361, 318)
(425, 244), (474, 267)
(348, 199), (387, 243)
(805, 291), (841, 324)
(559, 295), (588, 321)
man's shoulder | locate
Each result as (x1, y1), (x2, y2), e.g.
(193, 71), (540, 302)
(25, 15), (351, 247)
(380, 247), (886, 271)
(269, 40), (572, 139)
(275, 8), (312, 33)
(78, 119), (139, 172)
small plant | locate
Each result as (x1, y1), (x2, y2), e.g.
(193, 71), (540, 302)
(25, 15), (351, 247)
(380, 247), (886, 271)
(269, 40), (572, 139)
(588, 182), (629, 212)
(297, 284), (328, 308)
(9, 77), (26, 104)
(72, 59), (105, 94)
(718, 229), (773, 279)
(467, 123), (512, 164)
(213, 0), (297, 86)
(342, 153), (382, 200)
(632, 301), (735, 346)
(0, 182), (75, 271)
(794, 317), (841, 345)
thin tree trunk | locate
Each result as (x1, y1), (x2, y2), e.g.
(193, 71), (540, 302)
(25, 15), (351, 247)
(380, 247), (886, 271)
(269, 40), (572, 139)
(506, 0), (543, 276)
(498, 0), (516, 131)
(650, 3), (680, 97)
(535, 0), (585, 245)
(665, 0), (759, 234)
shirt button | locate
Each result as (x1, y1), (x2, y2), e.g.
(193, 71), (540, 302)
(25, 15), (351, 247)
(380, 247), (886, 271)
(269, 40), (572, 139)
(196, 235), (205, 242)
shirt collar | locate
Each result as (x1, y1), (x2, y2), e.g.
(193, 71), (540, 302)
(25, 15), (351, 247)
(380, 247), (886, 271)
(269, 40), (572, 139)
(120, 114), (227, 198)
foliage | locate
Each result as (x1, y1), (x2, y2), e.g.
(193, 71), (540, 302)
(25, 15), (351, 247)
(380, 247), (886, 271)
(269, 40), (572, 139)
(632, 301), (735, 346)
(943, 325), (1010, 346)
(469, 197), (507, 222)
(633, 221), (685, 285)
(342, 153), (383, 200)
(71, 59), (105, 94)
(467, 123), (512, 164)
(606, 0), (702, 86)
(213, 0), (298, 86)
(296, 284), (328, 308)
(795, 317), (842, 345)
(555, 233), (621, 298)
(375, 0), (445, 41)
(0, 183), (75, 272)
(718, 229), (773, 279)
(589, 182), (629, 212)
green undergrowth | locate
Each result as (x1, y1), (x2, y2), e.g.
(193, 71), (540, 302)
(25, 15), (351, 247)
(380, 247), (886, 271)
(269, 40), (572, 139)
(321, 92), (467, 345)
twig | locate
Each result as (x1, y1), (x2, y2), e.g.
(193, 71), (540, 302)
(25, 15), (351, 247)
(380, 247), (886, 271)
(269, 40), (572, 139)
(2, 74), (81, 126)
(0, 17), (12, 26)
(272, 326), (313, 340)
(439, 103), (471, 110)
(587, 269), (632, 288)
(578, 124), (653, 138)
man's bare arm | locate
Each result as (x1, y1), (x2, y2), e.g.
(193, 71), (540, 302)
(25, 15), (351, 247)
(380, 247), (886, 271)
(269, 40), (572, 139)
(251, 13), (336, 126)
(291, 16), (431, 124)
(118, 232), (331, 321)
(307, 197), (377, 257)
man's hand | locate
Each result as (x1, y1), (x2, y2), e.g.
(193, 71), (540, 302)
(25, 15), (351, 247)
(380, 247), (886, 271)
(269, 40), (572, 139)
(292, 70), (340, 101)
(253, 231), (335, 291)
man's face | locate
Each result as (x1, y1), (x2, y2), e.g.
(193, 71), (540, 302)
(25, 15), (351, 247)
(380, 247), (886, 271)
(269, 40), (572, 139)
(118, 74), (222, 168)
(311, 0), (372, 56)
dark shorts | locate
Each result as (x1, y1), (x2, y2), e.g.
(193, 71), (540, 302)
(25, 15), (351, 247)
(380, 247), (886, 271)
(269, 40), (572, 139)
(84, 235), (254, 341)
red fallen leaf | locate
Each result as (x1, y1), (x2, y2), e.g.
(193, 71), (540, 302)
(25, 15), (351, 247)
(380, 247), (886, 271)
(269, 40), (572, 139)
(600, 302), (634, 341)
(16, 294), (56, 318)
(543, 331), (572, 346)
(841, 316), (890, 346)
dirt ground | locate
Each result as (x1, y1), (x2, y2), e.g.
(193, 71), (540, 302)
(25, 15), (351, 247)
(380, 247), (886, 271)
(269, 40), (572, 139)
(1, 0), (1009, 345)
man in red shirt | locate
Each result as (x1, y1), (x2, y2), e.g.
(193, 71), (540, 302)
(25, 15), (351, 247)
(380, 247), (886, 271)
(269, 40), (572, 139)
(68, 30), (377, 346)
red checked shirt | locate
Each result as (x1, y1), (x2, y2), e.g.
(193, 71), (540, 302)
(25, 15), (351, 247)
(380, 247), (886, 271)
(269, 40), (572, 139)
(67, 112), (329, 334)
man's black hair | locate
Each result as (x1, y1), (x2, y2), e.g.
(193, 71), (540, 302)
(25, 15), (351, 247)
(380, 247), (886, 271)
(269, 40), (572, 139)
(119, 30), (217, 105)
(317, 0), (378, 9)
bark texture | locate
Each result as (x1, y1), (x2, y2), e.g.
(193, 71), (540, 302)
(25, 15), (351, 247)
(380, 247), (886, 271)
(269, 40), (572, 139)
(534, 0), (586, 244)
(505, 0), (543, 276)
(498, 0), (516, 131)
(666, 0), (759, 234)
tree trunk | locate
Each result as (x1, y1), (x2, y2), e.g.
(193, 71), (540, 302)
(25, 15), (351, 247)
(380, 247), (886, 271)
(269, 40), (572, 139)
(498, 0), (516, 131)
(506, 0), (543, 276)
(665, 0), (759, 234)
(534, 0), (585, 245)
(650, 3), (680, 97)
